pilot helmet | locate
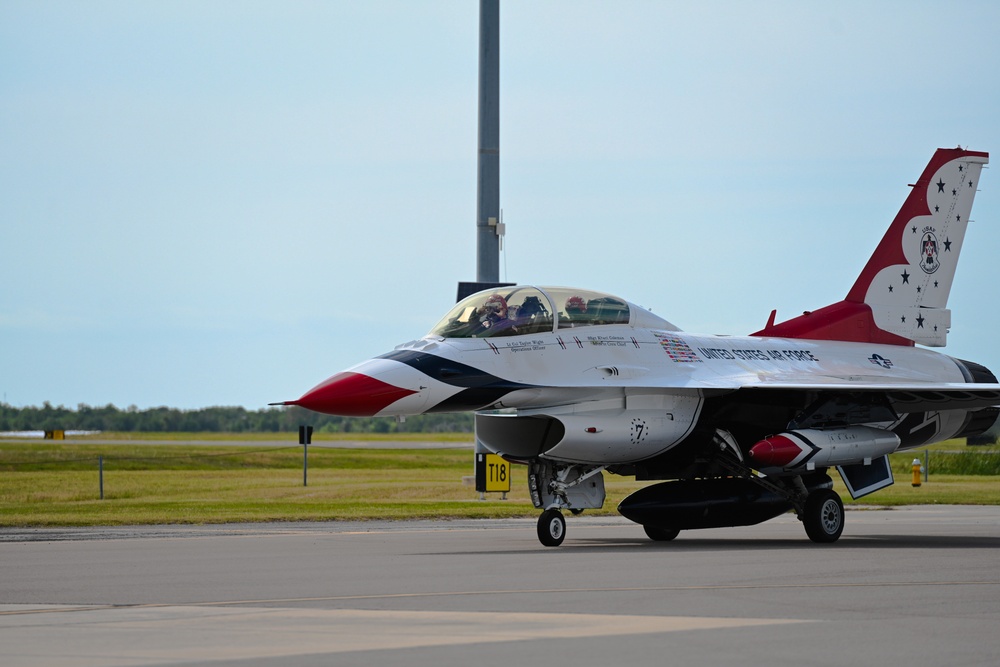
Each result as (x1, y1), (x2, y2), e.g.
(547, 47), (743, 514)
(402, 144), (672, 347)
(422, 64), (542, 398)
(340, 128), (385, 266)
(565, 296), (587, 315)
(483, 293), (508, 319)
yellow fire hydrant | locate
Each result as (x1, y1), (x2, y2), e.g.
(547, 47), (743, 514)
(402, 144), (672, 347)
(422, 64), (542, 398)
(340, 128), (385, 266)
(911, 458), (923, 487)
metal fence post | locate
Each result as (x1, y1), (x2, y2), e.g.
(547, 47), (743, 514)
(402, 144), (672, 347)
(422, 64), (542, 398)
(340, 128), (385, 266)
(299, 426), (313, 487)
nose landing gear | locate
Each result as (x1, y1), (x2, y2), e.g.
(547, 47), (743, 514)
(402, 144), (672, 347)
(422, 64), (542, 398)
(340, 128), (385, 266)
(529, 461), (606, 547)
(537, 509), (566, 547)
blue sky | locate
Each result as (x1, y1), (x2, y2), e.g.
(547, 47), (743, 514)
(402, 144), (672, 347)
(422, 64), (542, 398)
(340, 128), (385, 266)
(2, 1), (999, 410)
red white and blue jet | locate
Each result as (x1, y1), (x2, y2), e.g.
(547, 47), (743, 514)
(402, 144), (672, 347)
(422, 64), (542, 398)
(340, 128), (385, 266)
(279, 148), (999, 546)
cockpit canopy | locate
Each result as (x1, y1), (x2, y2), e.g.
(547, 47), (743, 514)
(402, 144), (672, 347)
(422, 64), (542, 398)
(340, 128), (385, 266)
(430, 286), (643, 339)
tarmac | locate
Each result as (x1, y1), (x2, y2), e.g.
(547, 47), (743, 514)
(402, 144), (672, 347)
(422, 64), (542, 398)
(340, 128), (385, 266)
(2, 506), (999, 666)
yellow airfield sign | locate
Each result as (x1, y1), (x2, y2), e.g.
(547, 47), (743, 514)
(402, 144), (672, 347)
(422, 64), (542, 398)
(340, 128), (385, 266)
(475, 453), (510, 493)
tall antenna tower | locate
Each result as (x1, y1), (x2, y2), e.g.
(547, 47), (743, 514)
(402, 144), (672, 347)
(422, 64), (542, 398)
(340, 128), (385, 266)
(459, 0), (508, 302)
(475, 0), (501, 284)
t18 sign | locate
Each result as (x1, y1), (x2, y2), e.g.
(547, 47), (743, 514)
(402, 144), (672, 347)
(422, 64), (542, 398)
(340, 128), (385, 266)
(475, 453), (510, 493)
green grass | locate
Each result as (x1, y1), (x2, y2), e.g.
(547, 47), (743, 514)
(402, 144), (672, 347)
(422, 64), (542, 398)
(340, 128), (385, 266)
(0, 440), (529, 526)
(0, 435), (997, 527)
(66, 431), (475, 442)
(838, 476), (1000, 506)
(0, 443), (470, 472)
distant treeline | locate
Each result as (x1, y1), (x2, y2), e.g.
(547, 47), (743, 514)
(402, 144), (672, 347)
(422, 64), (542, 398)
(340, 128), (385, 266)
(0, 403), (474, 434)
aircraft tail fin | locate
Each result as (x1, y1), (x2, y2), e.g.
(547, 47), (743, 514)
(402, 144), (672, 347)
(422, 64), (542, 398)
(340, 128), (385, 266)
(753, 148), (989, 347)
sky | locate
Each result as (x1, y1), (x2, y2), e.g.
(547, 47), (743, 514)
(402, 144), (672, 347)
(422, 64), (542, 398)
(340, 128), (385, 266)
(2, 1), (1000, 411)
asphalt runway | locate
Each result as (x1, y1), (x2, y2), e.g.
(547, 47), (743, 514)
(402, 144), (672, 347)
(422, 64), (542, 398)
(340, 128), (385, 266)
(2, 506), (999, 666)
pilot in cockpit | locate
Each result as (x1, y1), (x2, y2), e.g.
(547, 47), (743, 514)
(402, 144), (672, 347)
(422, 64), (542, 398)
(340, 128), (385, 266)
(480, 293), (517, 334)
(562, 295), (588, 326)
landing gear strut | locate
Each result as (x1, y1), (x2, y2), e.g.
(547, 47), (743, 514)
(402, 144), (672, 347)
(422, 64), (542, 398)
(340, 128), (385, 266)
(528, 460), (607, 547)
(712, 443), (846, 544)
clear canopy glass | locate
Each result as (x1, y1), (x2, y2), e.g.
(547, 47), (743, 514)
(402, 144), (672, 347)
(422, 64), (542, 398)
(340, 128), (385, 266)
(429, 286), (631, 339)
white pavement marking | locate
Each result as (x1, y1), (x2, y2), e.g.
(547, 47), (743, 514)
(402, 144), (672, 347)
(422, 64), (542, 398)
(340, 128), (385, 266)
(0, 605), (808, 666)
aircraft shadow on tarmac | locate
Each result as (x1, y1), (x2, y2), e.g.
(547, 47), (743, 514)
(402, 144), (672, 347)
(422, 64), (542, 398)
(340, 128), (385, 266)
(421, 533), (1000, 556)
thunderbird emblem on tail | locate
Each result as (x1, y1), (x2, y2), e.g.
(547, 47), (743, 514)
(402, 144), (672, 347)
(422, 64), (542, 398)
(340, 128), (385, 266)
(277, 148), (999, 547)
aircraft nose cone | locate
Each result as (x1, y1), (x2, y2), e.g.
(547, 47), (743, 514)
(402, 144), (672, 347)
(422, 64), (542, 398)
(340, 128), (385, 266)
(288, 371), (418, 417)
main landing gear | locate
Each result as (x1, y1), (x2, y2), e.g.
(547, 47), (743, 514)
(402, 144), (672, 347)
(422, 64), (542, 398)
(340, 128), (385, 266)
(802, 488), (845, 543)
(526, 453), (848, 547)
(716, 453), (844, 544)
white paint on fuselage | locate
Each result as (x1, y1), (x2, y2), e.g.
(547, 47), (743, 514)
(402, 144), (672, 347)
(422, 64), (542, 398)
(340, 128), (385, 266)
(373, 324), (973, 463)
(402, 325), (967, 407)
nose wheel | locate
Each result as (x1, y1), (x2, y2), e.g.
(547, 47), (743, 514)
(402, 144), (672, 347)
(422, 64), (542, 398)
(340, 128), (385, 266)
(537, 509), (566, 547)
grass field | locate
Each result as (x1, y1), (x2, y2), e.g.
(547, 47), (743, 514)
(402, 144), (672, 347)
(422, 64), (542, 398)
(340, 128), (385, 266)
(1, 434), (997, 527)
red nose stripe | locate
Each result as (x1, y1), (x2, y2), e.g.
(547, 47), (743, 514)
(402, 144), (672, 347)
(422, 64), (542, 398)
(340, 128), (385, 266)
(748, 435), (802, 468)
(291, 372), (418, 416)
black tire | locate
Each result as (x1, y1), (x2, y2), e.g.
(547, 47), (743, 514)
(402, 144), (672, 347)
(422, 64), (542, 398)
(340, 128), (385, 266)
(537, 509), (566, 547)
(643, 525), (680, 542)
(804, 489), (845, 543)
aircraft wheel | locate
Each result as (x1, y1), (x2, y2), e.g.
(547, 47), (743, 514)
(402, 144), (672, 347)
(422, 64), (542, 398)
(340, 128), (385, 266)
(643, 525), (680, 542)
(537, 509), (566, 547)
(570, 508), (585, 516)
(803, 489), (845, 543)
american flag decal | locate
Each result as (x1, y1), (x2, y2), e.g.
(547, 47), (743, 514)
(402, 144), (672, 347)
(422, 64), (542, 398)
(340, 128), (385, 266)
(654, 332), (702, 363)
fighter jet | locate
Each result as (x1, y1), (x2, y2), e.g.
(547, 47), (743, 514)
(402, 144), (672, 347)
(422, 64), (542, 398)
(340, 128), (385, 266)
(278, 147), (999, 546)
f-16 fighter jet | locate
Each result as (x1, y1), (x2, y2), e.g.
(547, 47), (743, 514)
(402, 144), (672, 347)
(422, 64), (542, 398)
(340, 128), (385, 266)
(278, 148), (998, 546)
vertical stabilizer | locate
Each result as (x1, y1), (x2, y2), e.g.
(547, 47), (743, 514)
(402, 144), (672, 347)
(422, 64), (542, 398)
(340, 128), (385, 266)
(847, 148), (988, 345)
(753, 148), (988, 346)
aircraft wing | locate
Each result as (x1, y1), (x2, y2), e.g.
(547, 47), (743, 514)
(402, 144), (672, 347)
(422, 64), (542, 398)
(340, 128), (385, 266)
(731, 379), (1000, 413)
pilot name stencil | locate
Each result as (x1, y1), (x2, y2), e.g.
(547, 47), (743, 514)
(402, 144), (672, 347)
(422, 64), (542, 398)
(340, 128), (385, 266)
(505, 339), (545, 353)
(587, 335), (628, 347)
